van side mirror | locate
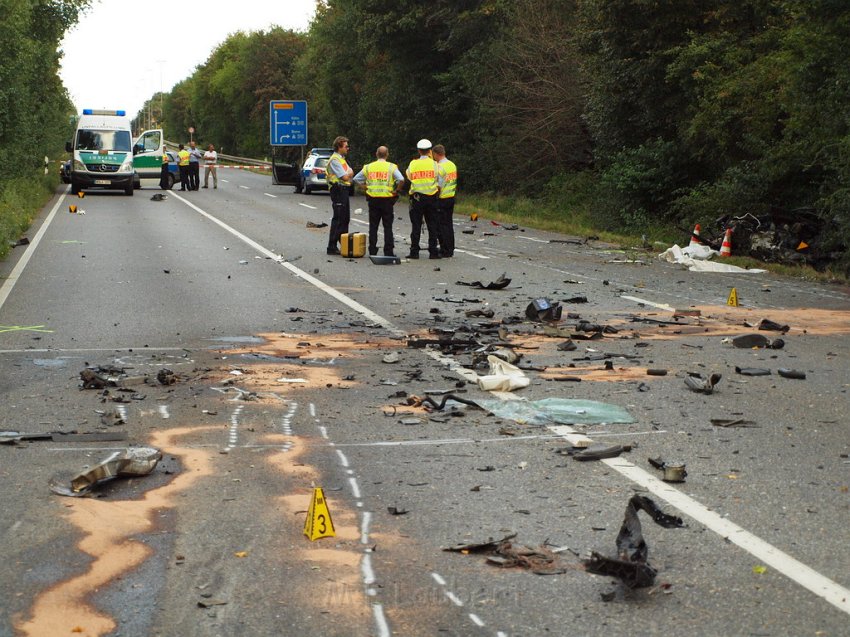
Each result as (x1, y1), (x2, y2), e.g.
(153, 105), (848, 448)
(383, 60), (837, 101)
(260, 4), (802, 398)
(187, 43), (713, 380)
(65, 141), (72, 153)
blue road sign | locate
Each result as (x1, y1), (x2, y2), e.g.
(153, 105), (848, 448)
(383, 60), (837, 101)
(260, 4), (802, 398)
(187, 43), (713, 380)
(270, 100), (308, 146)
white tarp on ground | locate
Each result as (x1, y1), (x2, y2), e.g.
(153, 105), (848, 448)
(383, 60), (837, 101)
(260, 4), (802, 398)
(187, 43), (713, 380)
(659, 244), (766, 273)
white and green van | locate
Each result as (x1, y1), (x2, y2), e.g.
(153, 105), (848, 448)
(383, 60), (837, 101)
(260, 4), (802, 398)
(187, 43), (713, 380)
(65, 109), (164, 195)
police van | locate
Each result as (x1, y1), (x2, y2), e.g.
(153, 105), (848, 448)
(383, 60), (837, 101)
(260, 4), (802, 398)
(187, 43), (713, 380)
(65, 109), (164, 195)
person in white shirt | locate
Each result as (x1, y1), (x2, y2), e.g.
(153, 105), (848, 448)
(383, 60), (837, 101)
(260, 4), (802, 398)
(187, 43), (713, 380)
(203, 144), (218, 189)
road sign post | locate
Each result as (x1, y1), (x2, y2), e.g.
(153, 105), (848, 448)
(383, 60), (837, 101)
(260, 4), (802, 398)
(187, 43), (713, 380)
(269, 100), (307, 147)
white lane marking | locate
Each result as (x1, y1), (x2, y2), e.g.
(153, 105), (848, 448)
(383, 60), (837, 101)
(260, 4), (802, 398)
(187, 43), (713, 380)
(361, 552), (376, 585)
(620, 294), (676, 312)
(372, 603), (390, 637)
(299, 202), (317, 209)
(0, 189), (66, 312)
(515, 235), (549, 243)
(468, 614), (485, 627)
(158, 405), (170, 419)
(264, 193), (277, 198)
(172, 192), (404, 336)
(318, 425), (328, 439)
(221, 179), (229, 183)
(336, 449), (350, 467)
(351, 218), (368, 226)
(454, 248), (489, 259)
(0, 347), (188, 354)
(227, 405), (244, 449)
(446, 591), (464, 607)
(360, 511), (372, 544)
(239, 185), (250, 189)
(431, 572), (446, 586)
(349, 477), (361, 499)
(330, 433), (666, 448)
(309, 403), (316, 418)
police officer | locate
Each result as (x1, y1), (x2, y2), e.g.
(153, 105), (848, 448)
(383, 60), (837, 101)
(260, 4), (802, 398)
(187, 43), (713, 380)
(405, 139), (443, 259)
(159, 146), (170, 190)
(177, 144), (190, 191)
(326, 136), (354, 255)
(188, 140), (202, 190)
(432, 144), (457, 257)
(353, 145), (405, 257)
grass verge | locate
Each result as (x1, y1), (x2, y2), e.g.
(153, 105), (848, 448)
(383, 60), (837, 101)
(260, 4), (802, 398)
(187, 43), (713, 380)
(0, 171), (60, 262)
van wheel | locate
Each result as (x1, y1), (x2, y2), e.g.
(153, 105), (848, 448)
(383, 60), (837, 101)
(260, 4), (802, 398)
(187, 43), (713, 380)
(167, 174), (175, 190)
(305, 186), (312, 195)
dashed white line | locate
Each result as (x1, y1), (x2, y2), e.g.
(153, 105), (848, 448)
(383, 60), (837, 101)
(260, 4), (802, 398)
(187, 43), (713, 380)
(318, 425), (328, 439)
(348, 476), (361, 499)
(360, 511), (372, 544)
(361, 552), (376, 585)
(336, 449), (350, 467)
(431, 572), (446, 586)
(298, 202), (317, 209)
(264, 193), (277, 198)
(157, 405), (170, 419)
(372, 603), (390, 637)
(227, 405), (244, 449)
(468, 614), (485, 627)
(239, 185), (250, 189)
(620, 294), (676, 312)
(446, 591), (464, 607)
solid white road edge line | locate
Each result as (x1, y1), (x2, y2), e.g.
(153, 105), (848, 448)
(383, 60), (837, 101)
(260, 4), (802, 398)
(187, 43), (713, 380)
(0, 188), (66, 312)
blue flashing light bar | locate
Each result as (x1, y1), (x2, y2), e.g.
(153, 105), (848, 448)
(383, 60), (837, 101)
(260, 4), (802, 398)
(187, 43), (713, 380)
(82, 109), (126, 116)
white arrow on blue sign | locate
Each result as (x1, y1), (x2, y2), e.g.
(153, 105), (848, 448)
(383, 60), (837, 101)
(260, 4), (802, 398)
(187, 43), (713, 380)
(270, 100), (308, 147)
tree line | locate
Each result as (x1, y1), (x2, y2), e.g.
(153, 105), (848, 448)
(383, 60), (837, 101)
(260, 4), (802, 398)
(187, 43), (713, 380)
(0, 0), (88, 259)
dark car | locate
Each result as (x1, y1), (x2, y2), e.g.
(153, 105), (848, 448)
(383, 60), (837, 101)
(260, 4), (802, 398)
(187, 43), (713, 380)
(60, 159), (71, 184)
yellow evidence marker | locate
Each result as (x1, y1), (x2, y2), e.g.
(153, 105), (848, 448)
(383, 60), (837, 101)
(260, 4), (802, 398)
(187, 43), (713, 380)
(304, 487), (335, 541)
(727, 287), (739, 307)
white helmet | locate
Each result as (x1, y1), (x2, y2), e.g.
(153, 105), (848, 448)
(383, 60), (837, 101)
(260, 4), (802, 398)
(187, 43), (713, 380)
(416, 138), (432, 150)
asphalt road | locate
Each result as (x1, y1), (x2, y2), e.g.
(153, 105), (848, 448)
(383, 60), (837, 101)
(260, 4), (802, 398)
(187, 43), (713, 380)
(1, 169), (848, 637)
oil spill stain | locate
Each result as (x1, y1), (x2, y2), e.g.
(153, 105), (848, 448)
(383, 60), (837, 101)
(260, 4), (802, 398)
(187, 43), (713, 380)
(16, 427), (216, 637)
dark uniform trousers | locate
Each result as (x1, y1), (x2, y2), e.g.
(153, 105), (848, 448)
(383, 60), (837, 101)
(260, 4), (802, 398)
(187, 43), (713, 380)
(409, 193), (441, 256)
(178, 165), (190, 190)
(367, 196), (396, 256)
(437, 197), (455, 256)
(189, 163), (200, 190)
(159, 162), (170, 190)
(328, 184), (351, 250)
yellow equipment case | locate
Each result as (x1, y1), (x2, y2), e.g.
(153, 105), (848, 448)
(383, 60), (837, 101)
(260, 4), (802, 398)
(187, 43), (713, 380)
(340, 232), (367, 257)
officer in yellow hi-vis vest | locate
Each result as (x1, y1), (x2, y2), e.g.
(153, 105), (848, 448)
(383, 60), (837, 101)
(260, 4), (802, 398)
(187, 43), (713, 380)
(325, 136), (354, 255)
(159, 147), (170, 190)
(177, 144), (190, 191)
(353, 145), (405, 257)
(432, 144), (457, 257)
(405, 139), (445, 259)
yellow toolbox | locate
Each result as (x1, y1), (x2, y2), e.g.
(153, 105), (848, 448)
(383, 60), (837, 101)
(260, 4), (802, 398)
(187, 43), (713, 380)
(340, 232), (366, 257)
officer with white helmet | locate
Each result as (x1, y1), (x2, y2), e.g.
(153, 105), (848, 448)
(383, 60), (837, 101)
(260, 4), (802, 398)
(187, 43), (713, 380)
(405, 138), (445, 259)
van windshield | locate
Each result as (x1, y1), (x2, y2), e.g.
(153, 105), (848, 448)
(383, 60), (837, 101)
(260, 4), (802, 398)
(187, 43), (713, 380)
(76, 129), (132, 152)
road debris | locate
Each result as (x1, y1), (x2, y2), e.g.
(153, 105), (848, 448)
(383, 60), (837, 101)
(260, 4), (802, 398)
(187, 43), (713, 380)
(684, 372), (722, 394)
(477, 355), (530, 391)
(150, 193), (167, 201)
(567, 443), (632, 461)
(730, 333), (784, 349)
(473, 397), (634, 425)
(710, 418), (759, 428)
(456, 272), (511, 290)
(648, 457), (687, 482)
(778, 368), (806, 379)
(583, 495), (685, 588)
(526, 298), (563, 322)
(443, 533), (568, 575)
(50, 446), (162, 497)
(735, 367), (771, 376)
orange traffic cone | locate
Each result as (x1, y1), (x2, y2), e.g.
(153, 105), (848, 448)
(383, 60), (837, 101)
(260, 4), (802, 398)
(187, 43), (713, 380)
(719, 228), (733, 257)
(689, 223), (702, 246)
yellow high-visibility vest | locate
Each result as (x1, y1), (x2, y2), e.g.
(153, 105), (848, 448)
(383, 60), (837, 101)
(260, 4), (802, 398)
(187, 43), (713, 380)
(438, 159), (458, 199)
(161, 152), (169, 164)
(327, 152), (350, 186)
(406, 157), (438, 196)
(178, 150), (190, 166)
(364, 160), (397, 197)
